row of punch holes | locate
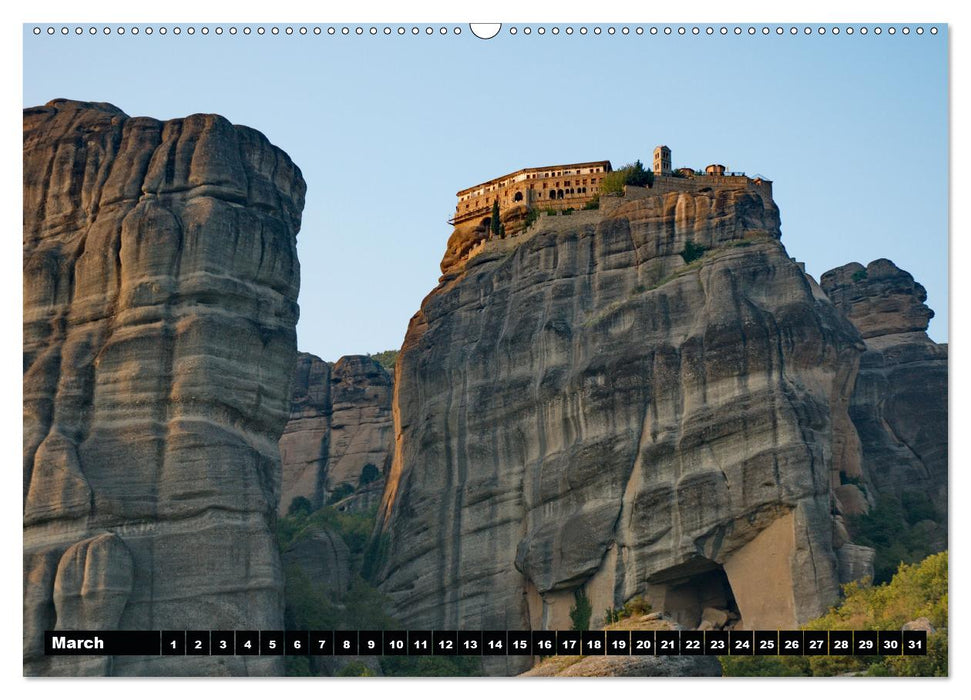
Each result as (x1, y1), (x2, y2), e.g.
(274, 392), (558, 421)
(32, 24), (939, 38)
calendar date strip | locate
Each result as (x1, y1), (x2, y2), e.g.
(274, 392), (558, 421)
(45, 629), (927, 657)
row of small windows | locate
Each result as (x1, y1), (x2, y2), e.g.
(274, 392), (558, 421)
(539, 188), (589, 199)
(462, 186), (597, 209)
(458, 167), (607, 202)
(462, 185), (595, 210)
(526, 166), (604, 179)
(540, 178), (598, 188)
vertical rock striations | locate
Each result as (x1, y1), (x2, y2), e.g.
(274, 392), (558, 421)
(820, 260), (947, 538)
(375, 181), (868, 673)
(23, 100), (306, 675)
(279, 353), (394, 514)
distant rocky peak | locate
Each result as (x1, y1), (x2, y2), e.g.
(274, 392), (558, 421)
(819, 259), (934, 339)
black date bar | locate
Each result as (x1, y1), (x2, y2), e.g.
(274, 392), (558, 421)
(45, 631), (161, 656)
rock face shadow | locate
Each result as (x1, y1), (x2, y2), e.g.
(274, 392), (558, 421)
(645, 559), (739, 630)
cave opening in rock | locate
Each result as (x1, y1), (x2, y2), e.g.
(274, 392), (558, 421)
(646, 558), (741, 630)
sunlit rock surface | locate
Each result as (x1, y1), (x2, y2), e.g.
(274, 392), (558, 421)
(375, 181), (868, 674)
(23, 99), (305, 675)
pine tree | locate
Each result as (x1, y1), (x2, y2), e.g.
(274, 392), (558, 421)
(569, 588), (592, 631)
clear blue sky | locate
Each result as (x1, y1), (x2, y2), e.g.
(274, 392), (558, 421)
(23, 24), (948, 360)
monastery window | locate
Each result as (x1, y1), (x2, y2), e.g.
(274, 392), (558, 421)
(514, 191), (523, 202)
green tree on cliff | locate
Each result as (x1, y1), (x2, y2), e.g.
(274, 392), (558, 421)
(370, 349), (398, 371)
(625, 159), (654, 187)
(490, 200), (500, 238)
(569, 588), (592, 631)
(359, 463), (380, 486)
(601, 160), (655, 194)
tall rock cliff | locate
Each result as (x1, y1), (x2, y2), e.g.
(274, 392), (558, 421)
(23, 100), (305, 675)
(375, 179), (868, 673)
(820, 260), (947, 549)
(279, 353), (394, 515)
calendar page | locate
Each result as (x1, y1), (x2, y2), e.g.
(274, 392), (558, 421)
(22, 7), (949, 682)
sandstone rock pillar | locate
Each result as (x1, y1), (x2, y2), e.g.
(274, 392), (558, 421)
(23, 100), (306, 676)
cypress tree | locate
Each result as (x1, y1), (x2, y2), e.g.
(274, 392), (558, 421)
(490, 200), (501, 238)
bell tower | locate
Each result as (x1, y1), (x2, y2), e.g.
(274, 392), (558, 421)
(653, 145), (672, 176)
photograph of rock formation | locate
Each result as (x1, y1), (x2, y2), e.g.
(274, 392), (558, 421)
(23, 20), (948, 680)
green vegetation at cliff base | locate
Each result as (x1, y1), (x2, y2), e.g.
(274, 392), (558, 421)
(719, 551), (947, 677)
(849, 491), (943, 585)
(277, 504), (483, 677)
